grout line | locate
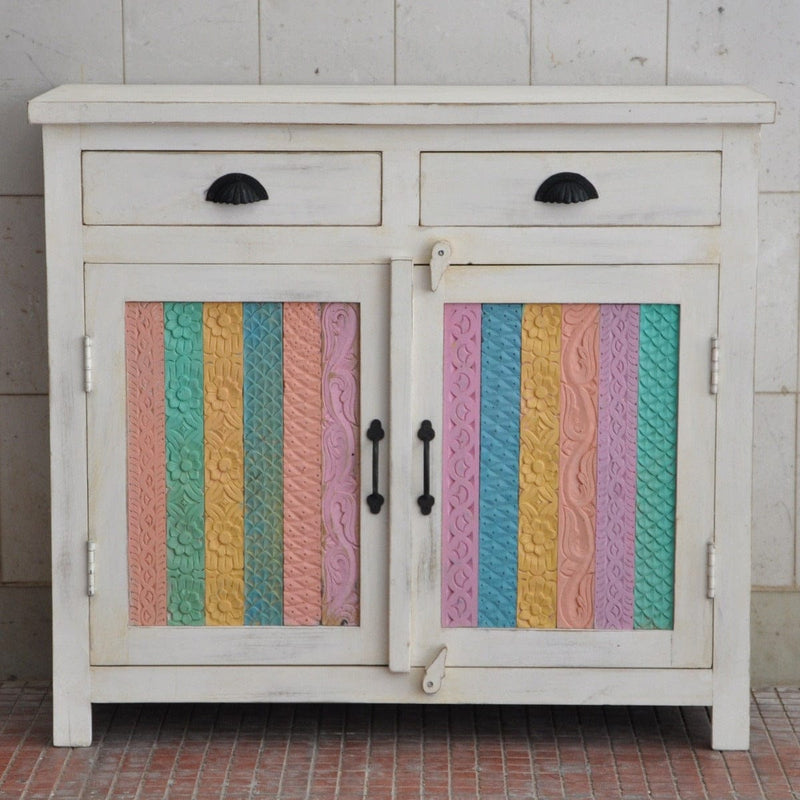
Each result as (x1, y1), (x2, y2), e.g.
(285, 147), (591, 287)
(665, 0), (670, 85)
(121, 0), (127, 84)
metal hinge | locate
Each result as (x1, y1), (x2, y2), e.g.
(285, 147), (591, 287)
(706, 541), (716, 599)
(422, 647), (447, 694)
(83, 336), (93, 393)
(710, 336), (719, 395)
(87, 541), (96, 597)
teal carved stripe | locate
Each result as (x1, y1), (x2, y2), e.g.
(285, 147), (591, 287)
(634, 304), (679, 630)
(164, 302), (206, 626)
(478, 303), (521, 628)
(243, 303), (284, 626)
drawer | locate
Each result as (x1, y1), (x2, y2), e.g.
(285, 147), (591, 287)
(420, 151), (721, 226)
(83, 151), (382, 225)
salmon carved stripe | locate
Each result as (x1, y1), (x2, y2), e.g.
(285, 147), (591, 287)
(282, 303), (324, 626)
(125, 302), (167, 626)
(557, 304), (599, 630)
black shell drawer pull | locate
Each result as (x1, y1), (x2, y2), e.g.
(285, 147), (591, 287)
(535, 172), (598, 204)
(206, 173), (268, 205)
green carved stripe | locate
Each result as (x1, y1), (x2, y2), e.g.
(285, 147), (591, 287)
(634, 304), (679, 630)
(243, 303), (284, 625)
(164, 302), (206, 626)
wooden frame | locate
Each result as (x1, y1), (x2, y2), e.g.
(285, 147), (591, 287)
(30, 85), (772, 749)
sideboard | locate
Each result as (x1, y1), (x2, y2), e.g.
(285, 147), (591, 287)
(29, 85), (774, 747)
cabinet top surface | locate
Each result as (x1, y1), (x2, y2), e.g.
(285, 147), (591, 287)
(28, 84), (774, 126)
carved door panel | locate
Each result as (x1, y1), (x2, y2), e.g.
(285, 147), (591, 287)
(410, 263), (717, 670)
(86, 263), (389, 666)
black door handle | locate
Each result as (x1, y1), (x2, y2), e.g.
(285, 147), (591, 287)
(366, 419), (385, 514)
(417, 420), (435, 516)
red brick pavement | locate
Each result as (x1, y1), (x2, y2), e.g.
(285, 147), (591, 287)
(1, 682), (799, 799)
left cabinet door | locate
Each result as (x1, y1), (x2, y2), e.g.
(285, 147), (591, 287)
(85, 263), (390, 666)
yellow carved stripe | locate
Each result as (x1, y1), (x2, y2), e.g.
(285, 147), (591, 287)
(517, 304), (561, 629)
(203, 303), (245, 626)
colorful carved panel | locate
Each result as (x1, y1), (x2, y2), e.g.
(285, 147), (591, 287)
(125, 301), (361, 627)
(441, 302), (679, 631)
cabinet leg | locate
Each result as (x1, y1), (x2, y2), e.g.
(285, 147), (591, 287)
(52, 696), (93, 747)
(710, 697), (750, 750)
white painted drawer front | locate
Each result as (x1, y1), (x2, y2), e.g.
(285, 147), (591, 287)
(420, 152), (721, 226)
(83, 151), (382, 225)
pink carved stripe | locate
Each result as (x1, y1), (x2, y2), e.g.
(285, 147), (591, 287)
(321, 303), (361, 626)
(442, 304), (481, 628)
(125, 302), (167, 626)
(595, 304), (639, 630)
(557, 304), (599, 629)
(282, 303), (323, 626)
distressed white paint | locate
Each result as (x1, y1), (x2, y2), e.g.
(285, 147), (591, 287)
(31, 87), (768, 748)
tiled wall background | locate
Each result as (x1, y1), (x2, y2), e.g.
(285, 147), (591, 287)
(1, 0), (798, 684)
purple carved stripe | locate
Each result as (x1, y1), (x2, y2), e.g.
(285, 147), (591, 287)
(442, 304), (481, 628)
(595, 304), (639, 630)
(321, 303), (361, 627)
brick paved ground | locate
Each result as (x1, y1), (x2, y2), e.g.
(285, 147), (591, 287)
(1, 682), (799, 799)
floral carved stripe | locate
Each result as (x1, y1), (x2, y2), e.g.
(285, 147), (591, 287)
(321, 303), (361, 627)
(164, 302), (205, 626)
(595, 304), (639, 630)
(635, 304), (679, 630)
(125, 303), (167, 627)
(478, 304), (521, 629)
(442, 304), (481, 628)
(283, 303), (323, 626)
(203, 303), (245, 626)
(517, 304), (560, 629)
(556, 304), (599, 630)
(243, 303), (284, 626)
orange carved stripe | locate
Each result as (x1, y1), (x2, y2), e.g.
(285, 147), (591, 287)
(126, 303), (168, 626)
(557, 304), (599, 629)
(283, 303), (323, 626)
(203, 303), (245, 626)
(517, 304), (560, 629)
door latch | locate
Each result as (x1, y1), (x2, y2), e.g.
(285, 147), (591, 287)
(423, 647), (447, 694)
(429, 240), (452, 292)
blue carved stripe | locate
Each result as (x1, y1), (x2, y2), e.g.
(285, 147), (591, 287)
(243, 303), (284, 626)
(478, 304), (522, 628)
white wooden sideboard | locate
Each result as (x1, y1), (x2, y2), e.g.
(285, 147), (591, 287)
(29, 85), (774, 748)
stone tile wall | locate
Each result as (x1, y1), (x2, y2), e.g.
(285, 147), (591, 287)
(0, 0), (797, 684)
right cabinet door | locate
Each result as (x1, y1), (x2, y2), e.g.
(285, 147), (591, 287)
(410, 263), (718, 670)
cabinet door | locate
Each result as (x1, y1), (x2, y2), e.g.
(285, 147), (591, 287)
(86, 263), (389, 666)
(410, 264), (717, 669)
